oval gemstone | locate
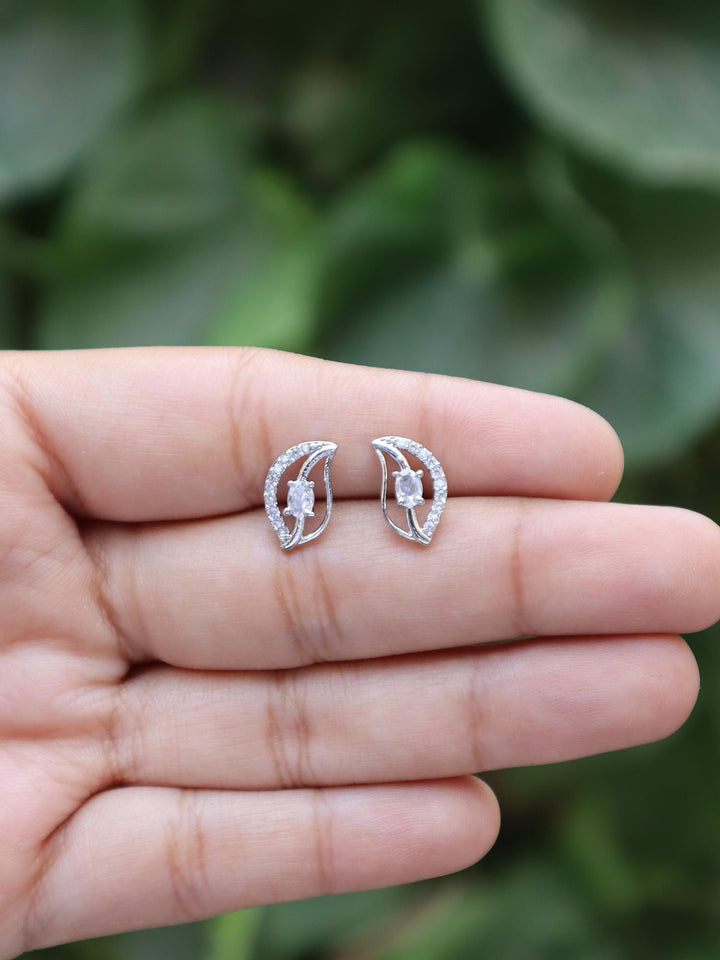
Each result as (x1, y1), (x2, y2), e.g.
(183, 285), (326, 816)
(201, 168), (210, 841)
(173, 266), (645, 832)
(286, 479), (315, 518)
(394, 468), (424, 509)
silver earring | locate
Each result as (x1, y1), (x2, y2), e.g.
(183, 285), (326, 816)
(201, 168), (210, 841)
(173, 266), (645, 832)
(371, 437), (447, 545)
(264, 441), (338, 550)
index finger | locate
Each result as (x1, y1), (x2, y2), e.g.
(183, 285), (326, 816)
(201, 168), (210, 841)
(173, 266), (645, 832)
(2, 347), (623, 521)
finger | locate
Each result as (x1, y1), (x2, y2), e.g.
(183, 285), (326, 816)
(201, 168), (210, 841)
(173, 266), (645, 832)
(85, 499), (720, 668)
(26, 778), (498, 950)
(4, 347), (623, 521)
(105, 635), (697, 790)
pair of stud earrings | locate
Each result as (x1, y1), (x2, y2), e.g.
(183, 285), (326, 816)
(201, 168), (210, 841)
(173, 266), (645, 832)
(264, 436), (448, 551)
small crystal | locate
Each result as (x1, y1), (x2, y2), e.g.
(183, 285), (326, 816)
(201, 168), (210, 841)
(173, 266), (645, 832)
(285, 479), (315, 518)
(394, 467), (424, 509)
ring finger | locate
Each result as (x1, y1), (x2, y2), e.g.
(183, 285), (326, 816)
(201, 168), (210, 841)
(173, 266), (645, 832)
(103, 634), (698, 790)
(85, 499), (720, 669)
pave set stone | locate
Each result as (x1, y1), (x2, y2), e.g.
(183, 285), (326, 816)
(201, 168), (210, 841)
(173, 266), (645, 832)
(264, 441), (318, 546)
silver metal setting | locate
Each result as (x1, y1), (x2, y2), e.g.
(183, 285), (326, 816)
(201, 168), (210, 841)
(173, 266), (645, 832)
(372, 436), (447, 545)
(264, 441), (338, 550)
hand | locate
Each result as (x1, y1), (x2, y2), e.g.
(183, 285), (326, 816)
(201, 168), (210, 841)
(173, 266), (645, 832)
(0, 348), (717, 957)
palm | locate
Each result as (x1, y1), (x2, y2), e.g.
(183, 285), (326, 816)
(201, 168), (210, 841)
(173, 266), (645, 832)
(0, 348), (717, 959)
(0, 444), (122, 954)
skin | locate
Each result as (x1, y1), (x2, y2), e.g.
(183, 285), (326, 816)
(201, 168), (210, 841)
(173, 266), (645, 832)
(0, 346), (717, 957)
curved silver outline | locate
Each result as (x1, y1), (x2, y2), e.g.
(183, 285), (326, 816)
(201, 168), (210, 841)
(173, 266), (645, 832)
(371, 437), (447, 545)
(264, 441), (337, 550)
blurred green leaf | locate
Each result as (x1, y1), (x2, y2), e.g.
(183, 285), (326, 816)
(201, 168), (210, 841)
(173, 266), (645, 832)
(255, 889), (411, 958)
(36, 97), (318, 350)
(485, 0), (720, 186)
(207, 171), (320, 352)
(84, 921), (206, 960)
(561, 795), (638, 913)
(0, 222), (20, 347)
(0, 311), (14, 349)
(318, 142), (631, 396)
(0, 272), (10, 344)
(572, 167), (720, 465)
(54, 97), (252, 240)
(205, 909), (261, 960)
(358, 870), (618, 960)
(0, 0), (142, 197)
(280, 0), (516, 185)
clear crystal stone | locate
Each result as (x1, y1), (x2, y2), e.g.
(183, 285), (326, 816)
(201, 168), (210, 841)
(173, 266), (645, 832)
(285, 479), (315, 518)
(394, 467), (424, 509)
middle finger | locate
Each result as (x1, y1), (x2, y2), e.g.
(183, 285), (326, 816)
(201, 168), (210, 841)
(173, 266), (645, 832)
(84, 499), (720, 669)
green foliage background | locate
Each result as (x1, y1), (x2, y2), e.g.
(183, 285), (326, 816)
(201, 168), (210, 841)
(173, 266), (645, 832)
(3, 0), (720, 956)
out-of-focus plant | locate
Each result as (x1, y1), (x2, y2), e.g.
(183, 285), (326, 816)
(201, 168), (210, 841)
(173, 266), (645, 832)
(5, 0), (720, 957)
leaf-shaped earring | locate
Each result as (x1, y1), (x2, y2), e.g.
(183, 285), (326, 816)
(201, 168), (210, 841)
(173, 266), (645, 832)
(371, 437), (447, 545)
(264, 441), (338, 550)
